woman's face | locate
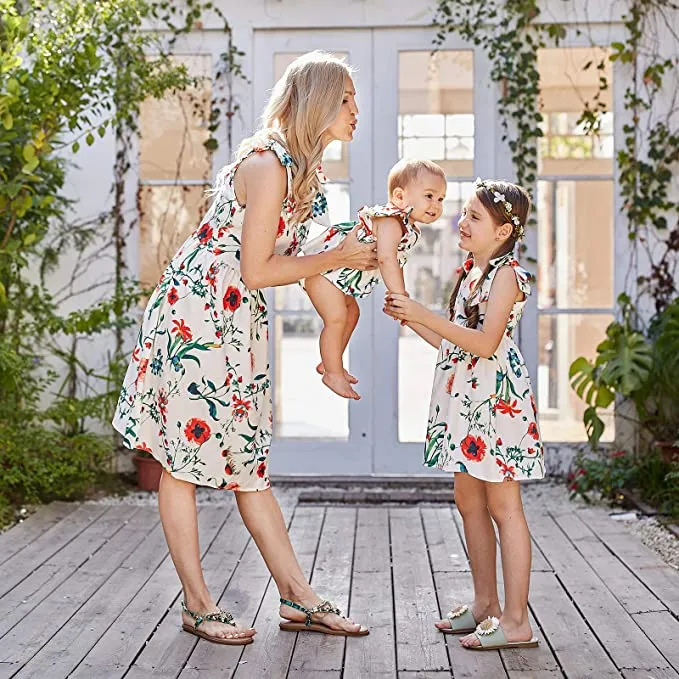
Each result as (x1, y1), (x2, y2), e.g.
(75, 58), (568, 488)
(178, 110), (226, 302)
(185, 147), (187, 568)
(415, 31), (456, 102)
(322, 76), (358, 147)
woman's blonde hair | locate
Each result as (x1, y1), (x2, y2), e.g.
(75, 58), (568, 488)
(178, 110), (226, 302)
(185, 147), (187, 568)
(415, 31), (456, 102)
(234, 51), (353, 223)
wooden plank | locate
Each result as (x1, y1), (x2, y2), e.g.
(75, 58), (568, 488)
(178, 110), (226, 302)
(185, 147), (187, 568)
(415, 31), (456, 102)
(433, 571), (508, 679)
(344, 507), (396, 679)
(0, 504), (108, 598)
(0, 505), (139, 639)
(621, 670), (679, 679)
(0, 502), (78, 566)
(0, 506), (157, 676)
(398, 673), (452, 678)
(577, 509), (679, 616)
(286, 672), (341, 679)
(553, 512), (666, 614)
(528, 571), (619, 679)
(183, 501), (305, 679)
(124, 505), (249, 679)
(531, 512), (672, 672)
(287, 507), (357, 674)
(421, 506), (470, 572)
(633, 611), (679, 672)
(390, 507), (450, 673)
(51, 506), (229, 679)
(507, 672), (564, 679)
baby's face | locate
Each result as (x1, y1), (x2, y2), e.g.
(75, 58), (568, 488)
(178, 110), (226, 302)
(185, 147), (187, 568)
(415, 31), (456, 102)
(392, 172), (447, 224)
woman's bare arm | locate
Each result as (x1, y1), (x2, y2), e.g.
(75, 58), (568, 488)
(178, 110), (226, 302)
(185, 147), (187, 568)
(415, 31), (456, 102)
(238, 152), (377, 289)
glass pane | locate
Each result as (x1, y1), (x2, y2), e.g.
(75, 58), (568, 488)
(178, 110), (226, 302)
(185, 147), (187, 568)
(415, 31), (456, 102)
(274, 314), (348, 438)
(139, 55), (212, 181)
(399, 180), (473, 442)
(537, 180), (614, 309)
(538, 47), (613, 176)
(538, 313), (614, 442)
(139, 185), (209, 288)
(398, 50), (474, 177)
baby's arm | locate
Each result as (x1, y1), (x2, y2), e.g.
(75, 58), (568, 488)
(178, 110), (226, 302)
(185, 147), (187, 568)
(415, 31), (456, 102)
(375, 216), (406, 294)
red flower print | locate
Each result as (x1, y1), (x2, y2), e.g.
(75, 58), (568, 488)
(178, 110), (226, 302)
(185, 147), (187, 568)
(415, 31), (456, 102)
(276, 216), (286, 239)
(528, 447), (536, 456)
(197, 222), (213, 244)
(223, 286), (242, 312)
(225, 482), (240, 491)
(232, 395), (251, 421)
(250, 350), (255, 373)
(136, 442), (153, 453)
(256, 462), (266, 478)
(132, 347), (140, 362)
(167, 287), (179, 305)
(496, 437), (503, 446)
(496, 459), (516, 479)
(135, 358), (149, 388)
(528, 422), (539, 440)
(496, 399), (522, 418)
(224, 463), (233, 475)
(184, 418), (211, 445)
(530, 394), (537, 417)
(471, 356), (479, 368)
(445, 373), (455, 395)
(171, 319), (192, 341)
(460, 435), (487, 462)
(324, 226), (340, 243)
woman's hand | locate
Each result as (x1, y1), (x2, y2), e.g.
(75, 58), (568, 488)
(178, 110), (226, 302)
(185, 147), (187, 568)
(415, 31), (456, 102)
(333, 224), (378, 271)
(384, 292), (427, 324)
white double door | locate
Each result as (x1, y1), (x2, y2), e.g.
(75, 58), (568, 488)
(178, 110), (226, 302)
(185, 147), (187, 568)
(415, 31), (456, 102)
(253, 28), (499, 476)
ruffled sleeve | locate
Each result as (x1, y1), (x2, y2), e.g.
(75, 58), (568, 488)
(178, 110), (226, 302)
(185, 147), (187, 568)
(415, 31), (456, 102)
(357, 203), (412, 236)
(508, 260), (533, 297)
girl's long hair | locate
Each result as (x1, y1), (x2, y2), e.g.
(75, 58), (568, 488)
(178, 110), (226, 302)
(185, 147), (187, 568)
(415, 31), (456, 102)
(223, 51), (353, 223)
(448, 181), (531, 328)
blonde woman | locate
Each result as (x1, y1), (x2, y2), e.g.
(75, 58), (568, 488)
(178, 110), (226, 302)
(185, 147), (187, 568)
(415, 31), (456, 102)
(113, 52), (373, 644)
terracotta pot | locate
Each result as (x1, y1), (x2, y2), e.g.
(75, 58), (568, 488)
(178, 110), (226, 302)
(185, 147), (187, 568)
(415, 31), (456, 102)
(654, 441), (679, 463)
(134, 454), (163, 491)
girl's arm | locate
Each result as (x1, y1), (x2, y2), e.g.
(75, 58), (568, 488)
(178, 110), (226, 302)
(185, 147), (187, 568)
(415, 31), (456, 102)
(404, 321), (442, 349)
(374, 216), (407, 295)
(385, 266), (520, 359)
(239, 152), (378, 289)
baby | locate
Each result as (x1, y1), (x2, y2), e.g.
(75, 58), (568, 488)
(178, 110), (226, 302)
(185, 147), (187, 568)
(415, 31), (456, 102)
(303, 158), (447, 399)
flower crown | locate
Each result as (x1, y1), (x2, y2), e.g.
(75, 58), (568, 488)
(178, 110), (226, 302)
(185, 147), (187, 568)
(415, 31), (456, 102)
(474, 177), (525, 240)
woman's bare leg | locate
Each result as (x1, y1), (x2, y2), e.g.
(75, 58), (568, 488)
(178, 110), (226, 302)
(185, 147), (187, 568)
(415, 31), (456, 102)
(236, 488), (366, 633)
(158, 470), (255, 639)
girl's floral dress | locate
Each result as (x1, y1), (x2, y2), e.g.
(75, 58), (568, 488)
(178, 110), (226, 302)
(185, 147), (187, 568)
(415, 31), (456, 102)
(303, 203), (419, 297)
(113, 139), (330, 491)
(424, 252), (545, 482)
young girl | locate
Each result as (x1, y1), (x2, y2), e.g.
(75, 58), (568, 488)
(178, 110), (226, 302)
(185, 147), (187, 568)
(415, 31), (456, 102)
(385, 178), (543, 651)
(304, 158), (447, 399)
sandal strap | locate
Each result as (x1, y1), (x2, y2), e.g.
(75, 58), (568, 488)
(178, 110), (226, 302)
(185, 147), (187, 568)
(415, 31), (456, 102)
(181, 600), (235, 630)
(279, 597), (342, 626)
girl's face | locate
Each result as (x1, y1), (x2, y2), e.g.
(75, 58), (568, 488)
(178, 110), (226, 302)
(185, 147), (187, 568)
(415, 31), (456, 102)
(322, 76), (358, 147)
(457, 193), (510, 256)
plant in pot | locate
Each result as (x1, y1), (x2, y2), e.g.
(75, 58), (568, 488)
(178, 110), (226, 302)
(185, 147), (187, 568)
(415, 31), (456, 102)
(133, 445), (163, 492)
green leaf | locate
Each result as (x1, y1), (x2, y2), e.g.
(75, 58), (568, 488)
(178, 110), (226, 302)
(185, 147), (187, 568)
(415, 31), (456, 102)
(23, 233), (38, 246)
(583, 406), (605, 449)
(23, 144), (36, 162)
(2, 113), (13, 130)
(21, 156), (39, 174)
(86, 133), (95, 146)
(72, 141), (80, 153)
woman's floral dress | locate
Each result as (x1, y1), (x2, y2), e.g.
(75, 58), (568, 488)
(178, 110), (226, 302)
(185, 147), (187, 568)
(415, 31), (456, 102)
(113, 139), (330, 491)
(424, 252), (545, 482)
(303, 203), (419, 297)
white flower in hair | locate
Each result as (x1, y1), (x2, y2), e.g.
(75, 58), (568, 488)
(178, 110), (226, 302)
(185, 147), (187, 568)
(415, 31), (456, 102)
(512, 216), (521, 225)
(493, 191), (505, 204)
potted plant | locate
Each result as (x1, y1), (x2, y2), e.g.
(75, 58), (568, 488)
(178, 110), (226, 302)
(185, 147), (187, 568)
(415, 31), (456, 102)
(133, 445), (163, 491)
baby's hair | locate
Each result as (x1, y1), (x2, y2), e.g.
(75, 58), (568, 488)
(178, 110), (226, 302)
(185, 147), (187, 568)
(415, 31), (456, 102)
(387, 159), (446, 198)
(448, 180), (531, 328)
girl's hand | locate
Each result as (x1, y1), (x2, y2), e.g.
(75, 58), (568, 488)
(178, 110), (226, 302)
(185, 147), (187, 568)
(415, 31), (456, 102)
(384, 292), (426, 324)
(334, 225), (378, 271)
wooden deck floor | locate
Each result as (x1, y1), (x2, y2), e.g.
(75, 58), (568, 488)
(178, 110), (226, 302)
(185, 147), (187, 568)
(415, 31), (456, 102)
(1, 486), (678, 679)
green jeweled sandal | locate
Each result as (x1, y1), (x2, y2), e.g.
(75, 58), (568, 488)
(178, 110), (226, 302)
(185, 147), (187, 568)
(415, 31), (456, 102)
(465, 616), (539, 651)
(438, 604), (478, 635)
(181, 600), (254, 646)
(279, 598), (369, 637)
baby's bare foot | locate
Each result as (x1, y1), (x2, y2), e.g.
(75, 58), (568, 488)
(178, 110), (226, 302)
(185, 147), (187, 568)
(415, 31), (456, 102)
(316, 362), (358, 384)
(322, 372), (361, 399)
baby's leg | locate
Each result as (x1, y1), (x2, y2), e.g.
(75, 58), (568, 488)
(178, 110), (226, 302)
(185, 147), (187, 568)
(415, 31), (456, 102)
(316, 296), (360, 384)
(305, 275), (360, 400)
